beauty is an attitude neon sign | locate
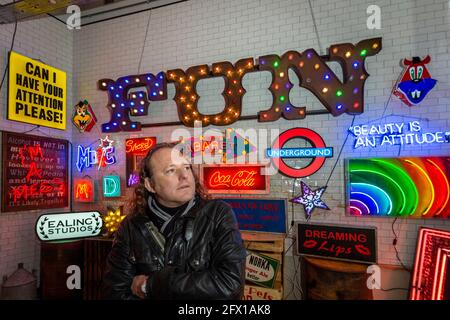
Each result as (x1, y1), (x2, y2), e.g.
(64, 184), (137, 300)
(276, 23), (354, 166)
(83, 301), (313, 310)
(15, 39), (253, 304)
(98, 38), (381, 132)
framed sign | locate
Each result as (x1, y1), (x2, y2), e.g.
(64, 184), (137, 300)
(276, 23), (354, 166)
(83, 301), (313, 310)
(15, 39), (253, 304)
(1, 131), (69, 212)
(8, 51), (67, 130)
(200, 164), (270, 194)
(296, 222), (377, 264)
(410, 227), (450, 300)
(220, 198), (286, 233)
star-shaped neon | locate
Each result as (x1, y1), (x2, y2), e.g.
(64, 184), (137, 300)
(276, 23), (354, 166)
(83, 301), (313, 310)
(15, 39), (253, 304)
(99, 135), (114, 149)
(290, 181), (330, 219)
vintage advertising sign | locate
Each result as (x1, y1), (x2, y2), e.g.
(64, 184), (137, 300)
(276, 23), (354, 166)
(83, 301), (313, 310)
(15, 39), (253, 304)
(1, 131), (68, 212)
(36, 211), (102, 241)
(125, 137), (156, 186)
(296, 222), (377, 264)
(8, 51), (67, 130)
(220, 198), (286, 233)
(200, 164), (270, 194)
(245, 250), (280, 289)
(410, 227), (450, 300)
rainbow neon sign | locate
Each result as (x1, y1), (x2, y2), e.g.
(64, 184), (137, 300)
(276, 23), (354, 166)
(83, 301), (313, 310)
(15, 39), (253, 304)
(346, 157), (450, 218)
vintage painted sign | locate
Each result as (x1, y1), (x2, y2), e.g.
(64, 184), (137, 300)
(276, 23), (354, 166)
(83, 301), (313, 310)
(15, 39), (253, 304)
(221, 198), (286, 233)
(245, 250), (280, 288)
(1, 131), (68, 212)
(296, 222), (377, 264)
(72, 100), (97, 132)
(8, 51), (67, 130)
(36, 211), (102, 241)
(201, 164), (269, 194)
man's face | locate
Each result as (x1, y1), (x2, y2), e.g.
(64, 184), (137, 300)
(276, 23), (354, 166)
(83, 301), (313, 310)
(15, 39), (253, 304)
(144, 147), (195, 207)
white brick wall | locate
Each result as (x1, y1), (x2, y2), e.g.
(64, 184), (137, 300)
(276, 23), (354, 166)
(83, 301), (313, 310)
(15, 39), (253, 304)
(0, 17), (74, 293)
(0, 0), (449, 300)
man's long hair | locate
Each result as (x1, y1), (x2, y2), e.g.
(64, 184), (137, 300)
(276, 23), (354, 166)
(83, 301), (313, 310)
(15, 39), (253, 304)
(131, 141), (209, 217)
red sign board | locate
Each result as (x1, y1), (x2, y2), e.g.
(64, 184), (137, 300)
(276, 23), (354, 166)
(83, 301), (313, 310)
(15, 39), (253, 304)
(410, 227), (450, 300)
(125, 137), (156, 186)
(1, 131), (68, 212)
(201, 164), (269, 194)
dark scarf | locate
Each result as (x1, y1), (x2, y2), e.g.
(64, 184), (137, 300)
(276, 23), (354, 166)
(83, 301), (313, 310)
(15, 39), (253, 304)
(147, 195), (196, 237)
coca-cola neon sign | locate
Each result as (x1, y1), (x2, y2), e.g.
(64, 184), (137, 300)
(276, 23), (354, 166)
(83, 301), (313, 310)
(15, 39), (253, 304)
(201, 164), (269, 194)
(99, 38), (381, 131)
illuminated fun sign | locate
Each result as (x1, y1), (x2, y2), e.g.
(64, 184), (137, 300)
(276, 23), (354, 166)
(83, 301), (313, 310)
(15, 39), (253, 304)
(410, 227), (450, 300)
(349, 120), (450, 148)
(8, 51), (66, 130)
(103, 175), (121, 197)
(201, 164), (269, 194)
(125, 137), (156, 186)
(99, 38), (381, 131)
(267, 127), (333, 178)
(296, 222), (377, 264)
(36, 211), (102, 241)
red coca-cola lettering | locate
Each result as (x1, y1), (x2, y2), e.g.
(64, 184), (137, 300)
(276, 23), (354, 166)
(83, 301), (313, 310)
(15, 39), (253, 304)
(209, 170), (256, 188)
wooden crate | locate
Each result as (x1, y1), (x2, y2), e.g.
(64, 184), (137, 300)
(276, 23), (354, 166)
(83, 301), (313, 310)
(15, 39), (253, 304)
(241, 231), (285, 300)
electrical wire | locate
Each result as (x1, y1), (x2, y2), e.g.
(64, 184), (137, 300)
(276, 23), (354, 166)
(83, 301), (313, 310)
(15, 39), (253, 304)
(391, 218), (411, 272)
(0, 19), (18, 93)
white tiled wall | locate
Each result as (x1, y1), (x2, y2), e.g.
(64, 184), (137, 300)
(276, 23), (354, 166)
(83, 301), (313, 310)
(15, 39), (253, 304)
(0, 0), (449, 299)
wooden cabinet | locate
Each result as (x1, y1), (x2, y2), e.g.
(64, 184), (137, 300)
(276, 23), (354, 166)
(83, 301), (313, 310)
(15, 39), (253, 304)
(302, 256), (373, 300)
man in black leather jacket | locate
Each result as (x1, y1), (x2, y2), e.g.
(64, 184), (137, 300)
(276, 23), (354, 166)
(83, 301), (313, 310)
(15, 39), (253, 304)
(102, 142), (246, 300)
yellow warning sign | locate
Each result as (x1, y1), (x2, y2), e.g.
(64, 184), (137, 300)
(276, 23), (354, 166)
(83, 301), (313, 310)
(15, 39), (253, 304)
(8, 51), (66, 130)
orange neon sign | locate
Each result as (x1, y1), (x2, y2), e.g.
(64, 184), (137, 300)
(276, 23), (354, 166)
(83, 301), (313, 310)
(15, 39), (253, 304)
(125, 137), (156, 153)
(74, 178), (94, 202)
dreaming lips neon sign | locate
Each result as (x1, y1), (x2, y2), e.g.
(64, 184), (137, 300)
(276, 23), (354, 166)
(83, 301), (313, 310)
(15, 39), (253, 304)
(266, 127), (333, 178)
(349, 120), (450, 148)
(98, 38), (381, 131)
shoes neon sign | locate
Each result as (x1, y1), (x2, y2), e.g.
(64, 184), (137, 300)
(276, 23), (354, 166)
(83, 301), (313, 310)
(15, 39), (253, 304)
(98, 38), (381, 132)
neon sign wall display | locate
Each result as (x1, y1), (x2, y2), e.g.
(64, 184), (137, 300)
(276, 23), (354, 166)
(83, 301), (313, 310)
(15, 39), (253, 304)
(201, 164), (270, 194)
(99, 38), (381, 131)
(393, 56), (437, 107)
(267, 127), (333, 178)
(125, 137), (156, 186)
(76, 135), (117, 172)
(410, 227), (450, 300)
(349, 120), (450, 149)
(346, 157), (450, 218)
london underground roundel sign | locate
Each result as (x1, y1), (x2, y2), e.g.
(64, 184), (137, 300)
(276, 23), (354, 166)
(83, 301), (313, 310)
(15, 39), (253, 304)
(266, 127), (333, 178)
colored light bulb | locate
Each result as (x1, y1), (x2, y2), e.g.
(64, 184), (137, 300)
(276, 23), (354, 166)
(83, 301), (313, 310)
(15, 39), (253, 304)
(324, 74), (330, 80)
(360, 49), (367, 56)
(352, 61), (359, 68)
(280, 96), (285, 102)
(336, 90), (343, 97)
(273, 61), (279, 68)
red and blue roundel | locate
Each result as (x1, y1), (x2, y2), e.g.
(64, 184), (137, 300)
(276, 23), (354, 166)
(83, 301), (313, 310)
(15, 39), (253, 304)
(394, 56), (437, 106)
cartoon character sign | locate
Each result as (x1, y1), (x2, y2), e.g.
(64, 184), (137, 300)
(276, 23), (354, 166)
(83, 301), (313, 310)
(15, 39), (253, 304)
(72, 100), (97, 132)
(394, 56), (437, 106)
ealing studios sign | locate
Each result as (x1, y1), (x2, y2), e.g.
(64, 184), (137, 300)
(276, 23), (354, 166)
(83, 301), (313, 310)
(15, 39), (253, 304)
(36, 211), (102, 241)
